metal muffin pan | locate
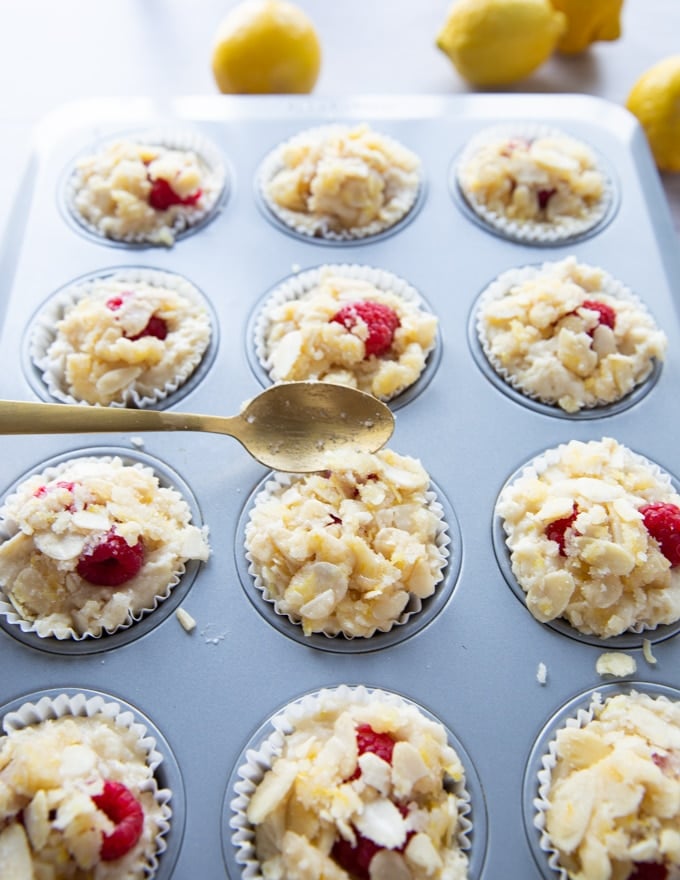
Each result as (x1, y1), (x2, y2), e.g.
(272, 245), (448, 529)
(0, 94), (678, 878)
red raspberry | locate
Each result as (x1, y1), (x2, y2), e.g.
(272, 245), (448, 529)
(545, 504), (579, 556)
(103, 289), (168, 340)
(640, 502), (680, 566)
(148, 177), (202, 210)
(127, 315), (168, 341)
(652, 752), (670, 771)
(331, 833), (381, 880)
(106, 291), (133, 311)
(356, 724), (396, 764)
(33, 481), (78, 513)
(629, 863), (668, 880)
(500, 137), (530, 156)
(77, 531), (144, 586)
(33, 480), (76, 499)
(331, 803), (413, 878)
(581, 300), (617, 333)
(330, 301), (401, 358)
(537, 188), (556, 210)
(348, 724), (396, 781)
(92, 780), (144, 862)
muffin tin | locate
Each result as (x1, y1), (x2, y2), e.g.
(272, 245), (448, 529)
(0, 94), (679, 878)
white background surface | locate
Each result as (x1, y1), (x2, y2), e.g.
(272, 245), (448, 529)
(0, 0), (679, 238)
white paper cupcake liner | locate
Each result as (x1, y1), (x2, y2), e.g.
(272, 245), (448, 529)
(474, 256), (664, 411)
(455, 123), (615, 245)
(244, 470), (450, 640)
(63, 126), (226, 245)
(228, 685), (474, 879)
(495, 438), (680, 640)
(257, 124), (422, 241)
(533, 694), (603, 879)
(531, 686), (680, 880)
(29, 266), (214, 408)
(1, 690), (172, 877)
(0, 453), (204, 642)
(252, 263), (438, 401)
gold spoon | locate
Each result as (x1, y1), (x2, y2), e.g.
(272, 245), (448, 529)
(0, 382), (395, 472)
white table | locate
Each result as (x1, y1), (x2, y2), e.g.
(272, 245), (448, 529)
(0, 0), (678, 239)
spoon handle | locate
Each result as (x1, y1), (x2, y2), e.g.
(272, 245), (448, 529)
(0, 400), (240, 437)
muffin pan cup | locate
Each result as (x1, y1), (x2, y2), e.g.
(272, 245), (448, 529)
(248, 261), (441, 407)
(0, 445), (207, 652)
(0, 686), (184, 879)
(522, 681), (680, 880)
(255, 123), (425, 244)
(492, 439), (680, 649)
(60, 125), (228, 247)
(451, 122), (618, 246)
(224, 684), (488, 880)
(236, 471), (461, 652)
(25, 265), (219, 408)
(0, 94), (679, 878)
(469, 257), (666, 417)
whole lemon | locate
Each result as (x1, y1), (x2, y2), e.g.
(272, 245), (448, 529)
(550, 0), (623, 54)
(626, 56), (680, 173)
(211, 0), (321, 94)
(436, 0), (566, 87)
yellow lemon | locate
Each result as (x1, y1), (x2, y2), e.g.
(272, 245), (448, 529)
(436, 0), (566, 87)
(550, 0), (623, 54)
(211, 0), (321, 94)
(626, 56), (680, 173)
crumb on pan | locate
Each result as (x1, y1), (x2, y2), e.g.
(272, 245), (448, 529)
(175, 607), (196, 633)
(537, 661), (548, 685)
(643, 638), (658, 665)
(595, 651), (637, 677)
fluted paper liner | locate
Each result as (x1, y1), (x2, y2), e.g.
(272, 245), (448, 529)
(0, 453), (205, 642)
(496, 439), (680, 639)
(252, 262), (438, 401)
(29, 266), (213, 408)
(244, 470), (450, 639)
(1, 691), (172, 877)
(531, 686), (680, 879)
(474, 258), (664, 411)
(228, 685), (474, 879)
(257, 124), (422, 241)
(455, 123), (614, 244)
(63, 126), (226, 245)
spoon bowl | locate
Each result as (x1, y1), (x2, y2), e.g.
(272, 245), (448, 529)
(0, 382), (395, 472)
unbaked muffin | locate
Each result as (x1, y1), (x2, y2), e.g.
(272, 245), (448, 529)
(0, 692), (171, 879)
(456, 125), (612, 243)
(0, 454), (210, 639)
(536, 690), (680, 880)
(32, 268), (212, 407)
(244, 448), (448, 638)
(254, 264), (438, 401)
(230, 685), (473, 880)
(259, 124), (422, 240)
(475, 257), (666, 413)
(66, 133), (225, 246)
(496, 437), (680, 638)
